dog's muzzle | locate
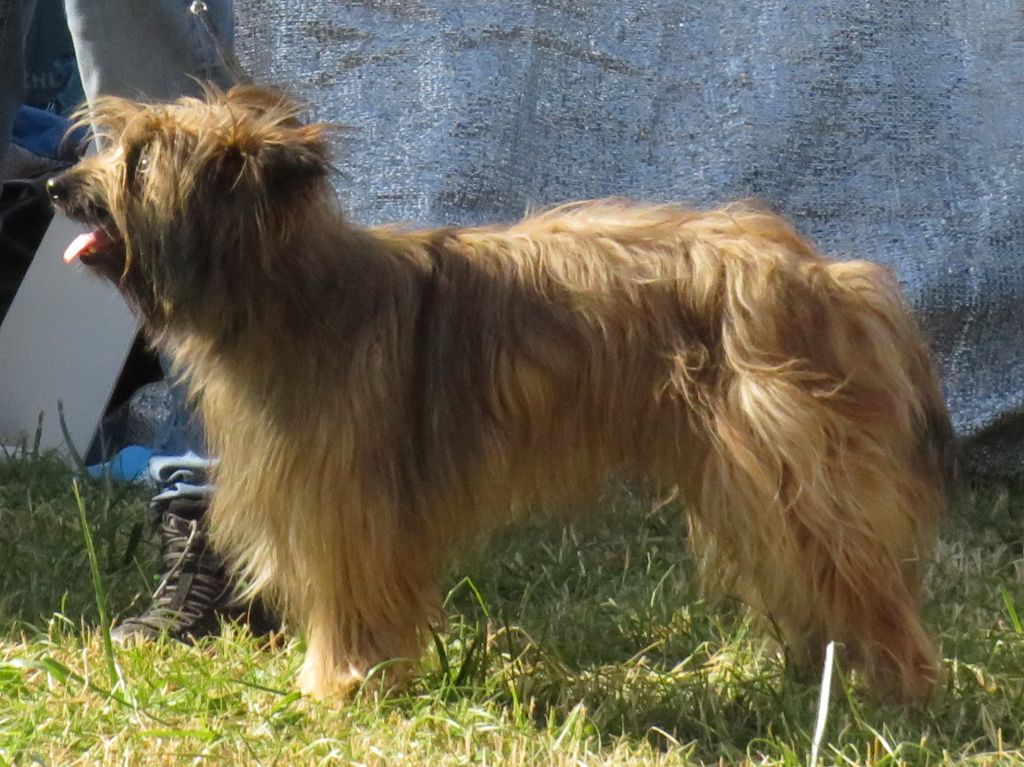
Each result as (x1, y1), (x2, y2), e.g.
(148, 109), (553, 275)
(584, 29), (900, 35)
(46, 175), (70, 205)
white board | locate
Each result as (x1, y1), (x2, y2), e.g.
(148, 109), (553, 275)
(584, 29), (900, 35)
(0, 212), (138, 457)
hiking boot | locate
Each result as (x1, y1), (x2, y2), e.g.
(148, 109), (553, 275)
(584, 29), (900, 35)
(111, 500), (278, 643)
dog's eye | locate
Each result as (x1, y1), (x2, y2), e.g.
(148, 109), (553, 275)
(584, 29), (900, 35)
(127, 146), (151, 181)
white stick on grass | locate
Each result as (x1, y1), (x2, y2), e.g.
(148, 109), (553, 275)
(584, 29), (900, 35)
(809, 640), (836, 767)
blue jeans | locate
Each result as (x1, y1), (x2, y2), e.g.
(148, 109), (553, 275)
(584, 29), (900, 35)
(1, 0), (234, 170)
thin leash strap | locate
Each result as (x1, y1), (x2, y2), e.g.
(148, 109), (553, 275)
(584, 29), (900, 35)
(187, 0), (253, 86)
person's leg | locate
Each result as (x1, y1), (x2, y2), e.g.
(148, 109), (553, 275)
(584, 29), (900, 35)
(64, 0), (234, 105)
(0, 0), (37, 174)
(60, 0), (272, 642)
(109, 365), (276, 642)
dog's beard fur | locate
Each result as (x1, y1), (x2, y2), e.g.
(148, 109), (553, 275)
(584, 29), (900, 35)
(53, 85), (956, 702)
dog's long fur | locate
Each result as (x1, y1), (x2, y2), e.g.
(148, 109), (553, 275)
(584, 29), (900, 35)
(54, 85), (955, 701)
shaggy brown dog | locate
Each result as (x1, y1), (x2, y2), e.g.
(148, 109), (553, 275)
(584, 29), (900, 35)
(50, 86), (954, 702)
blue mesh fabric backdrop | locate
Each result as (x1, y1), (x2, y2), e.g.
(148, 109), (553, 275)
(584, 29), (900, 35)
(234, 1), (1024, 475)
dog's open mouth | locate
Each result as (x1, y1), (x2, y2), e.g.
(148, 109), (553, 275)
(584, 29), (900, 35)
(64, 229), (113, 264)
(62, 224), (126, 273)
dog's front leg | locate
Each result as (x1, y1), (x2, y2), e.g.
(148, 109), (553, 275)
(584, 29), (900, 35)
(298, 617), (372, 698)
(292, 537), (440, 700)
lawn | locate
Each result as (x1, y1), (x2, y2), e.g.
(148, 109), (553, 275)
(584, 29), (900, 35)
(0, 451), (1022, 765)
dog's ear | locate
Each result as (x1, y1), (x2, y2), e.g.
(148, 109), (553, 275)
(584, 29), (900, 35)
(255, 123), (332, 192)
(217, 85), (333, 194)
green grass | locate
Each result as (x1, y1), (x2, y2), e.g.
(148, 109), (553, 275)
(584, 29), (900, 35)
(1, 452), (1022, 765)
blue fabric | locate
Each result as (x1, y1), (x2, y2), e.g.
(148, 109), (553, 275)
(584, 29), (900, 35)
(235, 1), (1024, 475)
(86, 444), (153, 482)
(11, 105), (83, 159)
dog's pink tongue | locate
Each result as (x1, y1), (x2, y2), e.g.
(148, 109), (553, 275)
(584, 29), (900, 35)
(63, 230), (110, 264)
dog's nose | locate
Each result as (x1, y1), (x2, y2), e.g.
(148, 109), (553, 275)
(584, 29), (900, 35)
(46, 175), (68, 204)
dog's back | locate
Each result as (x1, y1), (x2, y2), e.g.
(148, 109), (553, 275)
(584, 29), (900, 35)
(424, 201), (953, 701)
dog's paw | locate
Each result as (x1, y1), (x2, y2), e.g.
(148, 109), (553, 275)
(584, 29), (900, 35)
(298, 656), (415, 702)
(297, 661), (365, 700)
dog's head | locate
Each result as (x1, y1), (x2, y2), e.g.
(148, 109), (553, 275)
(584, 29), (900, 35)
(49, 85), (332, 335)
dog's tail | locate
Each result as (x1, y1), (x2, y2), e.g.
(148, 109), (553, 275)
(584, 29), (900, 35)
(822, 258), (958, 504)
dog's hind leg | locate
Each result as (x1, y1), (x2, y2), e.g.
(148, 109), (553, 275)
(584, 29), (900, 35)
(670, 247), (948, 701)
(684, 385), (937, 696)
